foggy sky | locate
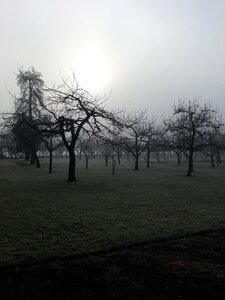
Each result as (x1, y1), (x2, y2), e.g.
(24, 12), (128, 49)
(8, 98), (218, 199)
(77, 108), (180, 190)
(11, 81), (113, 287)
(1, 0), (225, 117)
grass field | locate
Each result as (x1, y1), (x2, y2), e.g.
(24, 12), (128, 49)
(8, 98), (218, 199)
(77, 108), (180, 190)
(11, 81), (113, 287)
(1, 158), (225, 267)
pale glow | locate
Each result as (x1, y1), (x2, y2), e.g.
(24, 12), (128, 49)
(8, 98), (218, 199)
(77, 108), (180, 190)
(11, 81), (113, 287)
(69, 46), (112, 93)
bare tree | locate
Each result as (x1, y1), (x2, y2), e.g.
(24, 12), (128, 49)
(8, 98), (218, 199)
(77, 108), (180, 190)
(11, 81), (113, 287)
(42, 133), (63, 174)
(202, 128), (225, 167)
(77, 135), (94, 169)
(36, 75), (116, 181)
(161, 125), (183, 165)
(96, 126), (120, 174)
(165, 100), (220, 176)
(114, 111), (149, 171)
(144, 122), (161, 168)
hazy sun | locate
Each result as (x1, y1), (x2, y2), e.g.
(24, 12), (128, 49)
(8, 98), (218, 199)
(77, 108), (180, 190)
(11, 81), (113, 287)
(71, 46), (112, 93)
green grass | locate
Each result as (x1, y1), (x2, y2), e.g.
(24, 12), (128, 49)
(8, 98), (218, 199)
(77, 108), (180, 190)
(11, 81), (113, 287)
(1, 158), (225, 266)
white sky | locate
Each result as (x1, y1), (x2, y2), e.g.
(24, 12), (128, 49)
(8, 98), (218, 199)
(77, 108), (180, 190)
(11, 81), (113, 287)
(1, 0), (225, 117)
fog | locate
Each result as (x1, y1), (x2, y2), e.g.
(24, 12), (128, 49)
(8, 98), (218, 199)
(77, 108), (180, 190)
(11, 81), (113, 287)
(1, 0), (225, 117)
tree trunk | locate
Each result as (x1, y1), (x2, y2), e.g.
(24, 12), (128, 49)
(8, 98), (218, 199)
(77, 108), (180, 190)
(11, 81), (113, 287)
(126, 152), (130, 162)
(32, 150), (40, 168)
(156, 151), (160, 163)
(112, 159), (116, 175)
(210, 155), (215, 168)
(163, 151), (167, 162)
(187, 154), (193, 176)
(146, 151), (150, 168)
(117, 153), (121, 165)
(67, 150), (77, 181)
(191, 159), (194, 172)
(105, 155), (108, 167)
(177, 152), (181, 165)
(85, 155), (88, 169)
(134, 155), (139, 170)
(49, 150), (53, 174)
(216, 150), (221, 166)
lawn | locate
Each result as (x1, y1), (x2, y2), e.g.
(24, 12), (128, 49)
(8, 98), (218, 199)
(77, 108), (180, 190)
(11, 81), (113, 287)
(1, 158), (225, 267)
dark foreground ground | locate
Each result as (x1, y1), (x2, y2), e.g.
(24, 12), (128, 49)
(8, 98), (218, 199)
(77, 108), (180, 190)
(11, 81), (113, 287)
(1, 229), (225, 300)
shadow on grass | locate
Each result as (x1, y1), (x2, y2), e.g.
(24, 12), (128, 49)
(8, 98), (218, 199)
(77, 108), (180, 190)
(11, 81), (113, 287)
(1, 228), (225, 300)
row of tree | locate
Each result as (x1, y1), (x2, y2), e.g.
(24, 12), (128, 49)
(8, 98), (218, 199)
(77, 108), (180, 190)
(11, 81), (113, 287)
(1, 67), (224, 180)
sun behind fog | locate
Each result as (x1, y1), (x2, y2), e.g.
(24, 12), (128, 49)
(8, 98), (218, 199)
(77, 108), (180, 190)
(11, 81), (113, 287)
(70, 46), (112, 93)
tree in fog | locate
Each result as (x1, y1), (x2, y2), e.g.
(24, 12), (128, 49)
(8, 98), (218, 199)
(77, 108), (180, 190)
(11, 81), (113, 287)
(77, 135), (94, 169)
(96, 124), (121, 167)
(165, 100), (220, 176)
(10, 67), (44, 165)
(112, 111), (149, 171)
(12, 115), (42, 167)
(202, 129), (220, 167)
(0, 132), (17, 159)
(42, 131), (63, 174)
(37, 75), (116, 181)
(162, 125), (183, 165)
(202, 128), (225, 167)
(15, 67), (44, 119)
(0, 133), (5, 159)
(144, 122), (161, 168)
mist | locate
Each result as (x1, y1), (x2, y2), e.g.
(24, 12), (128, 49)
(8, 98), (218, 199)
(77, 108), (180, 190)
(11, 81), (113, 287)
(1, 0), (225, 116)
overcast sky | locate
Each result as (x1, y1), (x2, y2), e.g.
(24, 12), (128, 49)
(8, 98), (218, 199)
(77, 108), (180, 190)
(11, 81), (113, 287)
(1, 0), (225, 117)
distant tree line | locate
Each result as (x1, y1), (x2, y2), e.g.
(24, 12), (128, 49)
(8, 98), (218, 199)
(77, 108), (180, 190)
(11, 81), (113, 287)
(1, 67), (224, 180)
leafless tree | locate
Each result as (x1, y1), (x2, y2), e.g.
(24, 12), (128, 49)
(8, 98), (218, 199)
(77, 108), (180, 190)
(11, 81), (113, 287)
(144, 122), (162, 168)
(202, 127), (225, 166)
(42, 133), (63, 174)
(36, 75), (116, 181)
(161, 126), (183, 165)
(77, 135), (94, 169)
(165, 100), (221, 176)
(113, 111), (149, 170)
